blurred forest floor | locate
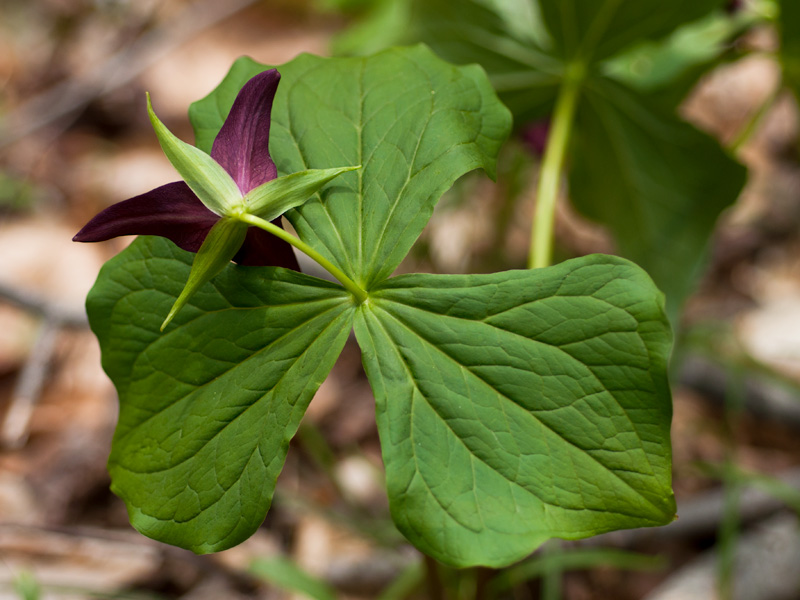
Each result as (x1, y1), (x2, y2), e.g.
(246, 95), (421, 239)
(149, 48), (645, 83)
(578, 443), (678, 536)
(1, 1), (800, 599)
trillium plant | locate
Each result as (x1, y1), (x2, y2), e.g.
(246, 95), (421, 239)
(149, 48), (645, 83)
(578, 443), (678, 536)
(77, 46), (674, 568)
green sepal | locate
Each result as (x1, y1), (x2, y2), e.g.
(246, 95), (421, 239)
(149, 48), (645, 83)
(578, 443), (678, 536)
(162, 217), (248, 330)
(146, 93), (242, 217)
(244, 166), (361, 221)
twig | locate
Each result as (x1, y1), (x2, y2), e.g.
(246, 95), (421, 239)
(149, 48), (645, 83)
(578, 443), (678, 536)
(643, 512), (800, 600)
(0, 282), (88, 448)
(0, 0), (260, 148)
(0, 281), (87, 327)
(680, 355), (800, 429)
(588, 466), (800, 547)
(1, 318), (60, 448)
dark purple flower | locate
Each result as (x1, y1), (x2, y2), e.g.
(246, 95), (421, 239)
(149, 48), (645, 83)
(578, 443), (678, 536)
(521, 119), (551, 158)
(725, 0), (744, 14)
(74, 70), (299, 270)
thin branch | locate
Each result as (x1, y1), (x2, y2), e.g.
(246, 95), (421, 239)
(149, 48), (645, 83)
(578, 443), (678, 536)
(1, 317), (60, 448)
(0, 281), (87, 327)
(589, 466), (800, 546)
(680, 356), (800, 430)
(0, 0), (260, 148)
(0, 282), (87, 448)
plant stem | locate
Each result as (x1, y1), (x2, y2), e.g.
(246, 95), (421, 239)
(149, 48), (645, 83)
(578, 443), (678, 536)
(528, 62), (584, 270)
(424, 555), (445, 600)
(240, 213), (368, 303)
(541, 541), (563, 600)
(717, 367), (745, 600)
(729, 82), (782, 153)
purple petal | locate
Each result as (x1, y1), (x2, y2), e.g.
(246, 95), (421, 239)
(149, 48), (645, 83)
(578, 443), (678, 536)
(212, 69), (280, 195)
(521, 119), (551, 157)
(73, 181), (218, 253)
(234, 219), (300, 270)
(725, 0), (743, 13)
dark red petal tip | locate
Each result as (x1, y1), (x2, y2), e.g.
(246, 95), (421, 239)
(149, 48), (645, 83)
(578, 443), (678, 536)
(73, 181), (218, 253)
(212, 69), (280, 195)
(521, 119), (551, 158)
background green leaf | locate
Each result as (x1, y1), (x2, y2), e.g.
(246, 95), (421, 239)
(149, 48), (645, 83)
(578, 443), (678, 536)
(354, 254), (675, 567)
(88, 236), (354, 553)
(189, 57), (268, 154)
(570, 79), (747, 319)
(338, 0), (746, 318)
(604, 8), (757, 107)
(537, 0), (727, 62)
(190, 46), (512, 289)
(354, 0), (561, 122)
(330, 0), (412, 57)
(779, 0), (800, 102)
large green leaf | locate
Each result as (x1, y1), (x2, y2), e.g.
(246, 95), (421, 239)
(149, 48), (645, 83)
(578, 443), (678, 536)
(338, 0), (746, 317)
(570, 79), (747, 319)
(354, 254), (675, 567)
(190, 46), (511, 289)
(88, 236), (355, 552)
(538, 0), (727, 62)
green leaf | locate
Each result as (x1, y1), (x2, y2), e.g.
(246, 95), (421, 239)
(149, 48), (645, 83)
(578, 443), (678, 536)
(538, 0), (728, 62)
(87, 236), (355, 553)
(603, 8), (755, 102)
(331, 0), (412, 57)
(569, 78), (747, 320)
(11, 571), (41, 600)
(244, 166), (360, 221)
(350, 0), (745, 316)
(190, 46), (512, 289)
(779, 0), (800, 102)
(388, 0), (562, 123)
(354, 254), (675, 567)
(250, 557), (337, 600)
(147, 94), (241, 216)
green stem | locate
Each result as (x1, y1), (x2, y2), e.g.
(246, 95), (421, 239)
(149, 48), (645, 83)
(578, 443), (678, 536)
(729, 82), (782, 153)
(541, 541), (563, 600)
(717, 368), (745, 600)
(528, 62), (584, 270)
(240, 213), (368, 303)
